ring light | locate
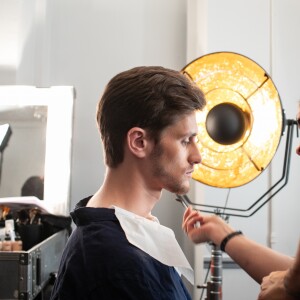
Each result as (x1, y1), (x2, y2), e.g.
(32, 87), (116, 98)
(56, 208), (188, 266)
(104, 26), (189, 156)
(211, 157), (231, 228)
(182, 52), (283, 188)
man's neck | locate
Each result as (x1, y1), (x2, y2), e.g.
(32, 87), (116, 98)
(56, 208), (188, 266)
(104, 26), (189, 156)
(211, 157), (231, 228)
(87, 167), (161, 219)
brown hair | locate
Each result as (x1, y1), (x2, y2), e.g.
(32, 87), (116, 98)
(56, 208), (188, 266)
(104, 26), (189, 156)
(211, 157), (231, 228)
(97, 66), (206, 168)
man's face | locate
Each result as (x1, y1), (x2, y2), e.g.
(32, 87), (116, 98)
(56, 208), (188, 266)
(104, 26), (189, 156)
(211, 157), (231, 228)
(148, 112), (202, 194)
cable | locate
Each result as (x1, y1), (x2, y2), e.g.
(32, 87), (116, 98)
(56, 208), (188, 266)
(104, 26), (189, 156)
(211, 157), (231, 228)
(221, 188), (231, 220)
(199, 259), (211, 300)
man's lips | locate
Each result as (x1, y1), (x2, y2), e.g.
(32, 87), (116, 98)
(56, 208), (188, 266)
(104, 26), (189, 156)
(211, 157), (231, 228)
(186, 169), (194, 176)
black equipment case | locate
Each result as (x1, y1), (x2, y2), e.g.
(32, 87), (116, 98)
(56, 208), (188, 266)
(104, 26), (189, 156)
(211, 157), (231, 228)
(0, 230), (68, 300)
(0, 198), (71, 300)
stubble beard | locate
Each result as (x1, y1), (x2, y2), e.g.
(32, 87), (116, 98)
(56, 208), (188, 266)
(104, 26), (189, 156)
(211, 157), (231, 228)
(149, 143), (190, 195)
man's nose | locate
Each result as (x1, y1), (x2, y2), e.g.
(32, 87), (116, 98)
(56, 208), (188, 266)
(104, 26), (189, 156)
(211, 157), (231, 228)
(190, 143), (202, 165)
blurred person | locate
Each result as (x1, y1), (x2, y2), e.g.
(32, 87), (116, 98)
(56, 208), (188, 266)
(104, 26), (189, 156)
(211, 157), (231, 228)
(21, 175), (44, 200)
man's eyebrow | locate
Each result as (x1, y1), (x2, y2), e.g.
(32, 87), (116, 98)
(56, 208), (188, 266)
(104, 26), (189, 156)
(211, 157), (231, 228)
(177, 130), (198, 139)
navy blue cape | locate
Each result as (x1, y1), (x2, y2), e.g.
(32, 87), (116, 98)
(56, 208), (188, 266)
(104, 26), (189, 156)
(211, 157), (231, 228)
(50, 197), (192, 300)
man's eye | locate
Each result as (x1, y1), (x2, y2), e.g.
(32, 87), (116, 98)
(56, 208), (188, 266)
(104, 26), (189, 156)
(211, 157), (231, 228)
(182, 136), (199, 146)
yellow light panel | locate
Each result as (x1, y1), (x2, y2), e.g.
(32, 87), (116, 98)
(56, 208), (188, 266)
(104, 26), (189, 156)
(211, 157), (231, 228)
(183, 52), (283, 188)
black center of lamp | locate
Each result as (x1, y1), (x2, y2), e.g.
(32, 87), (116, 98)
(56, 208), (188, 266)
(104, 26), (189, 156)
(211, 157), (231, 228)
(206, 103), (247, 145)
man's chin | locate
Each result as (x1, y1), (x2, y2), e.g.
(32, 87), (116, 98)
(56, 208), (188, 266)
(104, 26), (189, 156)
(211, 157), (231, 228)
(171, 183), (190, 195)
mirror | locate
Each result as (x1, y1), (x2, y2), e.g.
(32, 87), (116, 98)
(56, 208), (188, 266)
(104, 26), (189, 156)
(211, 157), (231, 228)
(0, 86), (74, 215)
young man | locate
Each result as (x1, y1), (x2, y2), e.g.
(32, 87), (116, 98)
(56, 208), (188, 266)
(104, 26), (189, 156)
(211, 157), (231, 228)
(182, 104), (300, 299)
(50, 66), (206, 299)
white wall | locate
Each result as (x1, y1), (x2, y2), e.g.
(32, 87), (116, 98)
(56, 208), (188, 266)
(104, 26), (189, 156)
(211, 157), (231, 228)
(1, 0), (194, 292)
(1, 0), (300, 299)
(9, 0), (187, 210)
(188, 0), (300, 299)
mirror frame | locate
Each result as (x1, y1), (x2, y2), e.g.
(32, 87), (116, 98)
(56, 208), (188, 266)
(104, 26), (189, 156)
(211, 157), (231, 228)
(0, 86), (74, 215)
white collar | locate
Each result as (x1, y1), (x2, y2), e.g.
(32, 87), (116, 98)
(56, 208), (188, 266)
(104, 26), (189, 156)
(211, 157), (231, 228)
(112, 205), (194, 284)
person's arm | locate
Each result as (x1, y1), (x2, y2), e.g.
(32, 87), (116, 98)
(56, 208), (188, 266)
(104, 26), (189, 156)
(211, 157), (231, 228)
(258, 270), (294, 300)
(257, 242), (300, 300)
(182, 207), (294, 283)
(284, 241), (300, 297)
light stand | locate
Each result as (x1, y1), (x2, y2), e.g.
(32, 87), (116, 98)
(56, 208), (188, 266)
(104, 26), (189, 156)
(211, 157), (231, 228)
(177, 118), (298, 300)
(178, 52), (299, 300)
(206, 244), (222, 300)
(178, 196), (225, 300)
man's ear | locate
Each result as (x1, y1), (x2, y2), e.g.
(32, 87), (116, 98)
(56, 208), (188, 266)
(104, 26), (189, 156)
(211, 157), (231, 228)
(127, 127), (149, 158)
